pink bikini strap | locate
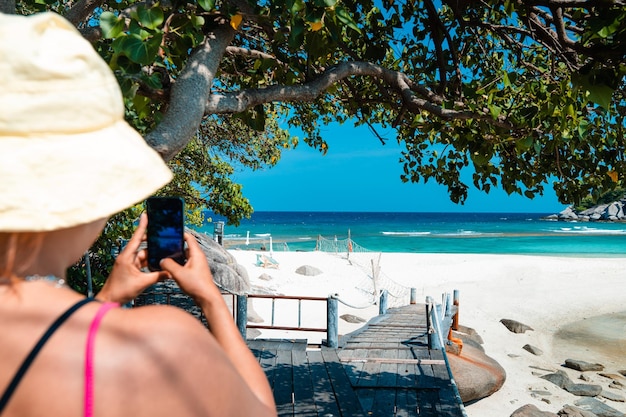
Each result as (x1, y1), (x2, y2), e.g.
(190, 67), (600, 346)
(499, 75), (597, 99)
(84, 302), (118, 417)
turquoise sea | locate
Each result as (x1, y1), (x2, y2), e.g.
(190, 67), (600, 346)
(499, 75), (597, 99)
(198, 211), (626, 256)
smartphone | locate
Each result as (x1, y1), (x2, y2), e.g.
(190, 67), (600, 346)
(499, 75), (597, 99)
(146, 196), (186, 271)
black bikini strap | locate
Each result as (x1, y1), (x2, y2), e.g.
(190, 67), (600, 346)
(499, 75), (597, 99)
(0, 297), (96, 413)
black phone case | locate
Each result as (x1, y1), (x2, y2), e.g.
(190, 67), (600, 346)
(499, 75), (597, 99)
(146, 197), (185, 271)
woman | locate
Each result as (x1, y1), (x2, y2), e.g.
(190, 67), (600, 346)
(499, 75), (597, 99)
(0, 12), (277, 417)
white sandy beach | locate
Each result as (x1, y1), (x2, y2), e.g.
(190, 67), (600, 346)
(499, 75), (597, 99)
(230, 249), (626, 417)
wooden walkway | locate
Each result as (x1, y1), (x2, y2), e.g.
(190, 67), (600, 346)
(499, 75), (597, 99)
(247, 304), (466, 417)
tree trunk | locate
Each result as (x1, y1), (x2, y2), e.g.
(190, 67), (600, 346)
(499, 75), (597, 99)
(145, 21), (235, 162)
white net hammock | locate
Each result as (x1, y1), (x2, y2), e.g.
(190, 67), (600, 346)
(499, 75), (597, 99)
(315, 233), (411, 308)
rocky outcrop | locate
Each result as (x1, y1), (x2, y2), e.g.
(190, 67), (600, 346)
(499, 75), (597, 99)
(546, 199), (626, 222)
(446, 325), (506, 403)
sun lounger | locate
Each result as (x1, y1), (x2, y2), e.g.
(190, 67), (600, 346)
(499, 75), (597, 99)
(256, 253), (279, 268)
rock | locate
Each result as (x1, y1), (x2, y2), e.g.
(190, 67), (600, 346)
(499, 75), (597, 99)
(574, 397), (626, 417)
(523, 344), (544, 356)
(446, 343), (506, 403)
(542, 371), (602, 397)
(542, 370), (574, 389)
(295, 265), (323, 276)
(565, 384), (602, 397)
(530, 390), (553, 399)
(600, 373), (626, 382)
(501, 318), (534, 333)
(610, 381), (625, 389)
(456, 324), (484, 344)
(188, 229), (250, 295)
(601, 390), (626, 402)
(452, 327), (484, 351)
(258, 273), (273, 281)
(340, 314), (366, 324)
(510, 404), (558, 417)
(619, 370), (626, 377)
(565, 359), (605, 372)
(558, 404), (599, 417)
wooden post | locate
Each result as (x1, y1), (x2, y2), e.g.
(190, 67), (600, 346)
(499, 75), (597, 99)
(371, 254), (381, 304)
(410, 287), (417, 304)
(452, 289), (460, 331)
(236, 294), (248, 339)
(327, 296), (338, 348)
(379, 289), (388, 315)
(425, 297), (432, 350)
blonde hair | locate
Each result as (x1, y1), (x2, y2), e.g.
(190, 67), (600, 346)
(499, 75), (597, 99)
(0, 232), (44, 279)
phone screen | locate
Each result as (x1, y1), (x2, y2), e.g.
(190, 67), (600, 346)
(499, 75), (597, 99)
(146, 197), (185, 271)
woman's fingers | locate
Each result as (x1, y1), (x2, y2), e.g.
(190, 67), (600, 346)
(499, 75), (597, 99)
(122, 213), (148, 254)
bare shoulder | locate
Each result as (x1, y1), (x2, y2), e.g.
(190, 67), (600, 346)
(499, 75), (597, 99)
(105, 304), (217, 354)
(96, 305), (249, 416)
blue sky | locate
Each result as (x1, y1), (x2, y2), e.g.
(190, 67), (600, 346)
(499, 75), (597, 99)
(233, 122), (567, 213)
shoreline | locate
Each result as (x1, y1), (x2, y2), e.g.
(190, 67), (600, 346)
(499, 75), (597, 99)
(230, 250), (626, 416)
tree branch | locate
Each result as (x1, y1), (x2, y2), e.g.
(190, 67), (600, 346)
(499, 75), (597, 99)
(65, 0), (105, 26)
(206, 61), (515, 130)
(145, 20), (236, 161)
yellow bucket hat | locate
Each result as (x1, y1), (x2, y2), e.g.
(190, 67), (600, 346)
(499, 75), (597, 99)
(0, 12), (173, 232)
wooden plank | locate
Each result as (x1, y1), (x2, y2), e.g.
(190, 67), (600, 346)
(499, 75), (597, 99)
(396, 343), (417, 390)
(341, 344), (424, 351)
(395, 388), (418, 417)
(321, 349), (367, 417)
(307, 349), (341, 417)
(340, 357), (446, 365)
(273, 348), (295, 416)
(338, 342), (369, 387)
(291, 349), (317, 417)
(370, 345), (399, 416)
(353, 347), (384, 412)
(258, 348), (278, 390)
(416, 389), (440, 417)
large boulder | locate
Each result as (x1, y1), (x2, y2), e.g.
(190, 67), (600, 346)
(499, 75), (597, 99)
(447, 342), (506, 403)
(188, 228), (250, 295)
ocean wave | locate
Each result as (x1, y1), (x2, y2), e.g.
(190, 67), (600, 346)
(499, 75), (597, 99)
(381, 231), (431, 236)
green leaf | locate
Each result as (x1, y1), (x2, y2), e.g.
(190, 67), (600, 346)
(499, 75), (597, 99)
(288, 18), (305, 50)
(587, 84), (614, 109)
(119, 34), (163, 65)
(100, 12), (124, 39)
(197, 0), (215, 12)
(577, 120), (589, 137)
(315, 0), (336, 6)
(489, 104), (502, 119)
(288, 0), (305, 14)
(133, 5), (164, 30)
(502, 72), (511, 88)
(335, 6), (361, 34)
(516, 136), (533, 152)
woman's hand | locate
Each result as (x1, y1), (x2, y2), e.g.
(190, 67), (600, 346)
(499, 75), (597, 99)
(97, 213), (168, 304)
(160, 233), (220, 305)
